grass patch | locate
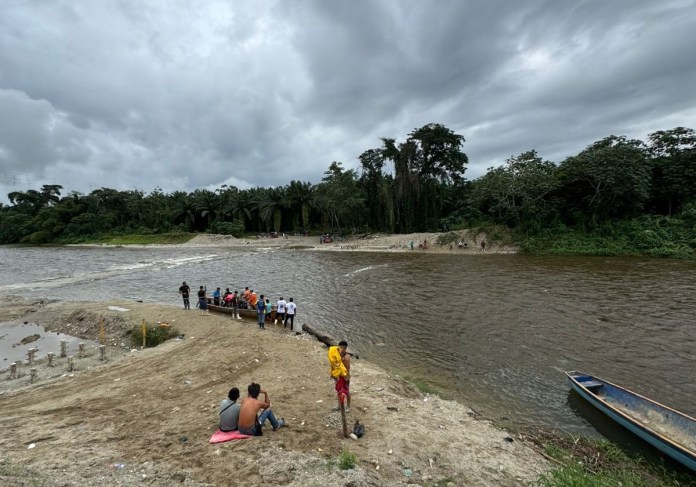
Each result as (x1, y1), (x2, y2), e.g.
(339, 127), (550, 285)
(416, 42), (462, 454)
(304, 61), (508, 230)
(76, 233), (196, 245)
(405, 376), (443, 397)
(529, 431), (696, 487)
(131, 322), (180, 348)
(337, 448), (357, 470)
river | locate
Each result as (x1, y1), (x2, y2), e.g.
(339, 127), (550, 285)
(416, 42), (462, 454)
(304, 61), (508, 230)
(1, 245), (694, 436)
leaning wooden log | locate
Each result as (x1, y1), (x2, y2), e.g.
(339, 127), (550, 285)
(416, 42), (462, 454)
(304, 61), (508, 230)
(301, 324), (360, 359)
(301, 323), (335, 348)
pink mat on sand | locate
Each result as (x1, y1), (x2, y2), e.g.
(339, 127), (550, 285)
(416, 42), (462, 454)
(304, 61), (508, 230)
(209, 429), (252, 444)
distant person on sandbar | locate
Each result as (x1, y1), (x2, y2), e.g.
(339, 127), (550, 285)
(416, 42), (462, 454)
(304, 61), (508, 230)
(198, 286), (209, 316)
(480, 240), (486, 252)
(219, 387), (241, 432)
(237, 382), (285, 436)
(179, 281), (190, 310)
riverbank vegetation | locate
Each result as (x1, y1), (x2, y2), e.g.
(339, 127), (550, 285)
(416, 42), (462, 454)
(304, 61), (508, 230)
(530, 431), (696, 486)
(1, 124), (695, 258)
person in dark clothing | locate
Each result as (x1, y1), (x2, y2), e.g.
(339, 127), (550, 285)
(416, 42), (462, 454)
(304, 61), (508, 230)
(179, 281), (190, 310)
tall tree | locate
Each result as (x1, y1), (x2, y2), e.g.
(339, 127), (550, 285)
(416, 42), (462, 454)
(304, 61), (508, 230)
(647, 127), (696, 215)
(557, 135), (650, 225)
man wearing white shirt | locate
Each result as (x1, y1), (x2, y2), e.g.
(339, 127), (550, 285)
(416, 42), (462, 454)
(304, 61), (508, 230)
(284, 298), (297, 330)
(275, 297), (287, 325)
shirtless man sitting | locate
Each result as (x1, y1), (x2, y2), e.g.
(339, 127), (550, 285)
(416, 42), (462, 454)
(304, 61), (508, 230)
(237, 382), (286, 436)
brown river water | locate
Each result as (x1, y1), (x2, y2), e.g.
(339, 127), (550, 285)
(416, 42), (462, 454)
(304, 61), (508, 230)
(1, 246), (695, 437)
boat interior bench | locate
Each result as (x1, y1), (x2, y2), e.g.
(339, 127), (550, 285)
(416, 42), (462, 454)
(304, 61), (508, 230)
(579, 380), (604, 390)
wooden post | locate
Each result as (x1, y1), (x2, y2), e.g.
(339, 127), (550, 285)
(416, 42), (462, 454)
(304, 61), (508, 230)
(47, 352), (55, 367)
(78, 342), (85, 358)
(60, 340), (68, 357)
(67, 356), (74, 372)
(9, 362), (17, 380)
(141, 319), (147, 348)
(30, 368), (37, 383)
(340, 402), (348, 438)
(99, 345), (106, 361)
(99, 318), (105, 345)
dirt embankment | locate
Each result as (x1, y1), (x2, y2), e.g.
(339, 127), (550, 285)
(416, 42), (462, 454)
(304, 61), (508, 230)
(1, 300), (546, 486)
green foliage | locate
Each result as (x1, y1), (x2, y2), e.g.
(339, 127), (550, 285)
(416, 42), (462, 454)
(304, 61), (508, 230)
(518, 215), (696, 259)
(2, 124), (696, 260)
(406, 376), (442, 397)
(534, 435), (696, 487)
(131, 323), (180, 347)
(337, 448), (357, 470)
(212, 221), (245, 238)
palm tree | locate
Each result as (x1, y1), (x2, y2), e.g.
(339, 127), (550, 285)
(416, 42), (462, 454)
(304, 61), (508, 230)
(286, 180), (314, 233)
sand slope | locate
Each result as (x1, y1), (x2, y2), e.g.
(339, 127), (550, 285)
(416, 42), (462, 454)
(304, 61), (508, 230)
(0, 300), (545, 486)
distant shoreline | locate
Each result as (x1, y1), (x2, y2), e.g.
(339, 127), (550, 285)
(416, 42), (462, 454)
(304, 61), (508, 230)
(68, 231), (520, 254)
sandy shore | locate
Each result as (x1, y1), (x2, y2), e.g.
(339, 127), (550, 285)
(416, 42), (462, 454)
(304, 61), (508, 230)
(156, 231), (516, 255)
(0, 298), (547, 486)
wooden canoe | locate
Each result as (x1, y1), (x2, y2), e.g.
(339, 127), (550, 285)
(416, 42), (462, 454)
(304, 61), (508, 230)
(205, 301), (275, 320)
(566, 371), (696, 471)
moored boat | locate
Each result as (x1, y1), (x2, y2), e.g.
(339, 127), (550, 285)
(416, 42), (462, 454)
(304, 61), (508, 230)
(566, 371), (696, 471)
(206, 301), (277, 321)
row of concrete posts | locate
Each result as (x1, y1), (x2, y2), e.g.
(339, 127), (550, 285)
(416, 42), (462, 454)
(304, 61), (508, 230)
(6, 339), (107, 383)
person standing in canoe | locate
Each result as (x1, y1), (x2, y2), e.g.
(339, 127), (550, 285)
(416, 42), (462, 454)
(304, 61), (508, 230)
(212, 287), (221, 306)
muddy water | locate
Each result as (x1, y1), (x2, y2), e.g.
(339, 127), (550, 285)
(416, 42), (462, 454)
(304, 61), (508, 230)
(0, 246), (694, 434)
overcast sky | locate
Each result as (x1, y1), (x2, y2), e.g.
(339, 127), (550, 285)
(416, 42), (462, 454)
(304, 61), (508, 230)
(1, 0), (696, 203)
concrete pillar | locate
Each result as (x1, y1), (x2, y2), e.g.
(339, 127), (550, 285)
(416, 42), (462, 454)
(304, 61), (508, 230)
(67, 356), (74, 372)
(47, 352), (55, 367)
(27, 348), (37, 366)
(99, 345), (106, 361)
(9, 362), (17, 380)
(60, 340), (68, 357)
(78, 342), (85, 358)
(30, 368), (37, 383)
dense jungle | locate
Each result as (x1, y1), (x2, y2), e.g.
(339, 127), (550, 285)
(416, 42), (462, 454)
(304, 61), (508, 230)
(2, 123), (695, 258)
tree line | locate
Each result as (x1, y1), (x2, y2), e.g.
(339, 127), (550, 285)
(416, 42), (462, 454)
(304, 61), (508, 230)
(1, 124), (695, 251)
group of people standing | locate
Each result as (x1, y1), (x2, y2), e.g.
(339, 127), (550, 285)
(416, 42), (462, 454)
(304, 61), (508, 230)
(177, 281), (297, 329)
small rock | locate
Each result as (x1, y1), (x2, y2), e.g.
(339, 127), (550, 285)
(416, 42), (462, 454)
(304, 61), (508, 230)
(27, 443), (36, 449)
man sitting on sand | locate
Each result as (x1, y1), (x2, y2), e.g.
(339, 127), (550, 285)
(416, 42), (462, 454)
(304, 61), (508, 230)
(237, 382), (285, 436)
(219, 387), (241, 432)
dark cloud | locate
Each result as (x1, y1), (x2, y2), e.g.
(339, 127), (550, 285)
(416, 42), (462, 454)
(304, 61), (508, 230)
(1, 0), (695, 203)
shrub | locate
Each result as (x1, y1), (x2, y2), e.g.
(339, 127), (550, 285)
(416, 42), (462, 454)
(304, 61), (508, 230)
(337, 448), (357, 470)
(131, 323), (179, 347)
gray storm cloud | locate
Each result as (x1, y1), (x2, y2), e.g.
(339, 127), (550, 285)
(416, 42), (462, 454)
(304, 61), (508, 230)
(1, 0), (695, 201)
